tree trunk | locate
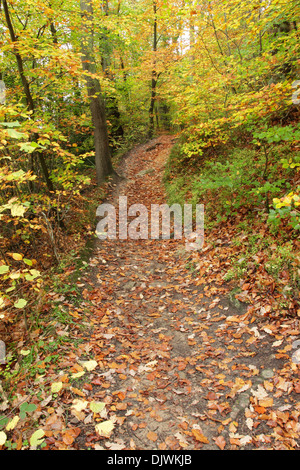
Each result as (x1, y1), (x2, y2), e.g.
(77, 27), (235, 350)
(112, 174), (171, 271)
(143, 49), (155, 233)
(80, 0), (113, 184)
(149, 0), (158, 138)
(2, 0), (54, 193)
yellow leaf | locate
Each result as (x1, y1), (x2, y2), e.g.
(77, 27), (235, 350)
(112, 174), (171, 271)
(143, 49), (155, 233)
(71, 371), (85, 379)
(12, 253), (23, 261)
(51, 381), (63, 394)
(79, 360), (98, 371)
(11, 204), (26, 217)
(259, 398), (273, 408)
(71, 399), (88, 412)
(9, 272), (21, 280)
(89, 401), (106, 413)
(20, 349), (30, 356)
(6, 416), (19, 431)
(29, 429), (45, 448)
(95, 420), (114, 437)
(0, 431), (7, 446)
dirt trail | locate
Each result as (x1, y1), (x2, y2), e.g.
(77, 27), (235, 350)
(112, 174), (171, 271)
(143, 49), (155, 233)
(74, 135), (300, 450)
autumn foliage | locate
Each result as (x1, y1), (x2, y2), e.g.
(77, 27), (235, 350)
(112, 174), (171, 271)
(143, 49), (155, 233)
(0, 0), (299, 452)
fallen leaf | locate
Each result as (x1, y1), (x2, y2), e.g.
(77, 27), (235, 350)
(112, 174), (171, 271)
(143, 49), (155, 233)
(213, 435), (226, 450)
(29, 429), (45, 448)
(259, 398), (273, 408)
(0, 431), (7, 446)
(147, 431), (158, 442)
(95, 420), (115, 437)
(90, 401), (106, 413)
(71, 399), (88, 412)
(70, 386), (86, 397)
(12, 253), (23, 261)
(51, 381), (63, 394)
(192, 428), (209, 444)
(6, 416), (19, 431)
(79, 360), (98, 371)
(105, 442), (126, 450)
(71, 371), (85, 379)
(62, 427), (81, 446)
(246, 418), (254, 430)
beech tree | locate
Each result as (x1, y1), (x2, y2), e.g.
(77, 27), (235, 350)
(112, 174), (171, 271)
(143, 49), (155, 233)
(80, 0), (113, 183)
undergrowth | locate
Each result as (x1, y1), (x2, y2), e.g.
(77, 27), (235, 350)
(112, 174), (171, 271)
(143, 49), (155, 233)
(164, 133), (300, 313)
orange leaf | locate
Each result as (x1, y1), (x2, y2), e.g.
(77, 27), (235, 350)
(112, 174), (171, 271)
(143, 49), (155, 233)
(192, 429), (209, 444)
(62, 429), (75, 446)
(117, 391), (126, 400)
(116, 403), (127, 411)
(147, 431), (158, 442)
(254, 405), (266, 414)
(214, 435), (226, 450)
(70, 387), (86, 397)
(62, 427), (81, 446)
(259, 398), (273, 408)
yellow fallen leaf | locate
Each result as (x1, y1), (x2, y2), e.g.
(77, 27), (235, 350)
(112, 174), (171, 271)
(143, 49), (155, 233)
(20, 349), (30, 356)
(71, 371), (85, 379)
(89, 401), (106, 413)
(30, 429), (45, 448)
(259, 398), (273, 408)
(12, 253), (23, 261)
(95, 420), (114, 437)
(71, 399), (88, 412)
(6, 416), (19, 431)
(0, 431), (7, 446)
(79, 360), (98, 371)
(51, 381), (63, 394)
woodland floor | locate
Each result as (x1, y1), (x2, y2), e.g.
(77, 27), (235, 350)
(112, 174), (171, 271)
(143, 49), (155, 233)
(5, 135), (300, 451)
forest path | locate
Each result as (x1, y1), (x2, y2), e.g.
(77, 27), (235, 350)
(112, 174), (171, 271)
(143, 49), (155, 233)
(57, 135), (300, 451)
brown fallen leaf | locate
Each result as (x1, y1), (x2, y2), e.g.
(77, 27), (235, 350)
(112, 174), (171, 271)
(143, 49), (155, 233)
(62, 427), (81, 446)
(192, 428), (209, 444)
(70, 386), (86, 397)
(213, 435), (226, 450)
(116, 402), (127, 410)
(147, 431), (158, 442)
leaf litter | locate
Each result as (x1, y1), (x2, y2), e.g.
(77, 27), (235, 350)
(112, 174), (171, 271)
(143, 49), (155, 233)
(1, 135), (300, 450)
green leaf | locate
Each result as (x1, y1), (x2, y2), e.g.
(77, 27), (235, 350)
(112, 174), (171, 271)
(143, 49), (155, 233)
(6, 128), (26, 140)
(89, 401), (106, 413)
(20, 349), (31, 356)
(20, 403), (37, 414)
(1, 121), (21, 128)
(23, 259), (33, 266)
(0, 265), (9, 275)
(14, 299), (27, 309)
(29, 429), (45, 448)
(18, 142), (41, 153)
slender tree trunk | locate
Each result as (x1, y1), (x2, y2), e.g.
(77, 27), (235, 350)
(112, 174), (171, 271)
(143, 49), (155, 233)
(149, 0), (158, 138)
(80, 0), (113, 184)
(2, 0), (54, 193)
